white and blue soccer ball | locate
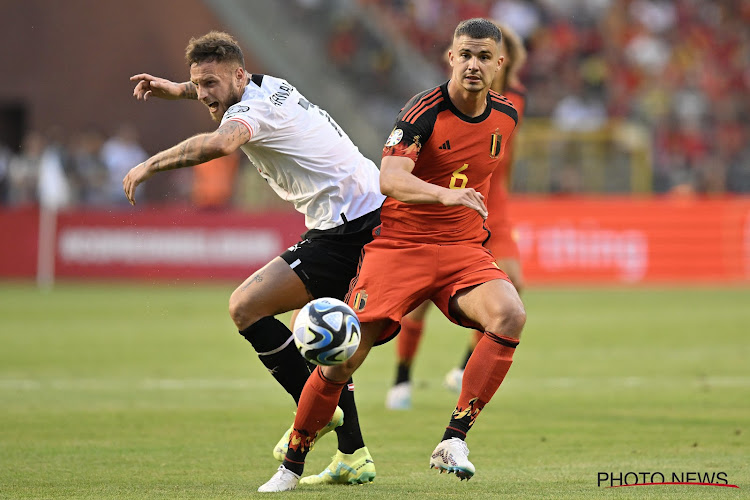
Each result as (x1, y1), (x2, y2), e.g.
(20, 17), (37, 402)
(293, 297), (361, 366)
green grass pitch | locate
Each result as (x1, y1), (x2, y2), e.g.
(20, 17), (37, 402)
(1, 282), (748, 499)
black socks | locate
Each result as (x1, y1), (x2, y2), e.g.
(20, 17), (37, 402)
(239, 316), (312, 404)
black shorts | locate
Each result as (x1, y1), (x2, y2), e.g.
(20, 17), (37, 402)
(280, 208), (381, 300)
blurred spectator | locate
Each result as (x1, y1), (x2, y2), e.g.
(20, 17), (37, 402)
(7, 131), (45, 205)
(489, 0), (541, 40)
(68, 128), (109, 206)
(552, 83), (607, 132)
(328, 17), (360, 67)
(37, 136), (72, 210)
(0, 144), (10, 204)
(191, 150), (241, 209)
(101, 124), (148, 205)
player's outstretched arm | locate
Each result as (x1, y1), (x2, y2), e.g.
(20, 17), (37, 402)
(380, 156), (488, 219)
(123, 120), (250, 205)
(130, 73), (197, 101)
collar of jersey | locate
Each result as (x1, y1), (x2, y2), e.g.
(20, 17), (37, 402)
(441, 81), (493, 124)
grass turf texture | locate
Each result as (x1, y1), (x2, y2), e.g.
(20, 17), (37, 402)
(0, 282), (747, 499)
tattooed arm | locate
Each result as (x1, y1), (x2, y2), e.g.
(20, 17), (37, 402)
(123, 120), (250, 205)
(130, 73), (198, 101)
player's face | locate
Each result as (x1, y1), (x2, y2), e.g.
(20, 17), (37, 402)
(190, 60), (246, 122)
(449, 35), (503, 94)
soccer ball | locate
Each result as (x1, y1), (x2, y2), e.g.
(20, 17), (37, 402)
(293, 297), (361, 366)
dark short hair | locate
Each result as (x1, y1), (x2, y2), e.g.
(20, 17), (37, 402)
(185, 31), (245, 67)
(454, 18), (502, 44)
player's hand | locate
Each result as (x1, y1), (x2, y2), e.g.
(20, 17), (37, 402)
(123, 163), (154, 206)
(439, 188), (488, 219)
(130, 73), (186, 101)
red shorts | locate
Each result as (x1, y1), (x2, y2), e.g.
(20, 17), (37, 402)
(486, 217), (520, 260)
(346, 237), (512, 344)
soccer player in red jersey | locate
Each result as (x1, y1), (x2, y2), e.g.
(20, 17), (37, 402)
(387, 22), (528, 410)
(259, 18), (526, 492)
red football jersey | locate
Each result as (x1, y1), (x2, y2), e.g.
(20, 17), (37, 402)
(381, 82), (518, 245)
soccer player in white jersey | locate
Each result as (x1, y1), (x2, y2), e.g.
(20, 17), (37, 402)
(123, 31), (380, 487)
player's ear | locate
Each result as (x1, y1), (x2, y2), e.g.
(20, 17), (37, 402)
(235, 66), (245, 85)
(496, 55), (505, 72)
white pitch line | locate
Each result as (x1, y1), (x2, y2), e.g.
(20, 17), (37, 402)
(0, 376), (749, 391)
(0, 378), (260, 391)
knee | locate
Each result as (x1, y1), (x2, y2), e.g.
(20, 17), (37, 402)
(323, 361), (357, 384)
(228, 290), (257, 330)
(507, 303), (527, 336)
(487, 301), (526, 339)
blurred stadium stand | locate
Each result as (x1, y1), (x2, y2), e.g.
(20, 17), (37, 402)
(1, 0), (749, 285)
(1, 0), (749, 206)
(204, 0), (396, 161)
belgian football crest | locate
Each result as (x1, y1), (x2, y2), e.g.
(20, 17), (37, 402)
(490, 128), (502, 158)
(352, 290), (368, 312)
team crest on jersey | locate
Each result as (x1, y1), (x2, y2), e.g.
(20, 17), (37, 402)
(385, 128), (403, 147)
(352, 290), (368, 312)
(490, 129), (503, 158)
(224, 104), (249, 119)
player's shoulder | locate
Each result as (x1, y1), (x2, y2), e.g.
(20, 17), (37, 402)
(503, 84), (527, 108)
(488, 89), (519, 125)
(505, 83), (528, 99)
(226, 74), (299, 118)
(398, 84), (447, 125)
(239, 74), (297, 103)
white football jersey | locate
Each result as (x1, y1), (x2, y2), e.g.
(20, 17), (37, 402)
(221, 74), (384, 230)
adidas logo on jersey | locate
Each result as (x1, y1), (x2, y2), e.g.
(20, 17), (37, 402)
(438, 140), (451, 150)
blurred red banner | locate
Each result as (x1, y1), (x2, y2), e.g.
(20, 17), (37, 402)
(2, 197), (749, 284)
(508, 196), (750, 284)
(0, 206), (305, 281)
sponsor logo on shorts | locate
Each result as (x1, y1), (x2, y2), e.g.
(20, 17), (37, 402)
(287, 239), (309, 252)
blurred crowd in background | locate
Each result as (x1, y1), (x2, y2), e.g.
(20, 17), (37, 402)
(1, 0), (748, 210)
(326, 0), (750, 193)
(0, 125), (148, 209)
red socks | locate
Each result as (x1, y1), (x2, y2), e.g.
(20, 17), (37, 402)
(459, 333), (518, 409)
(286, 367), (345, 463)
(445, 333), (519, 438)
(397, 316), (424, 362)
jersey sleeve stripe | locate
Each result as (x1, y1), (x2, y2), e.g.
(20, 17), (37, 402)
(506, 86), (527, 98)
(403, 89), (441, 123)
(227, 117), (254, 138)
(491, 95), (512, 104)
(408, 97), (444, 124)
(489, 100), (519, 125)
(402, 88), (441, 124)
